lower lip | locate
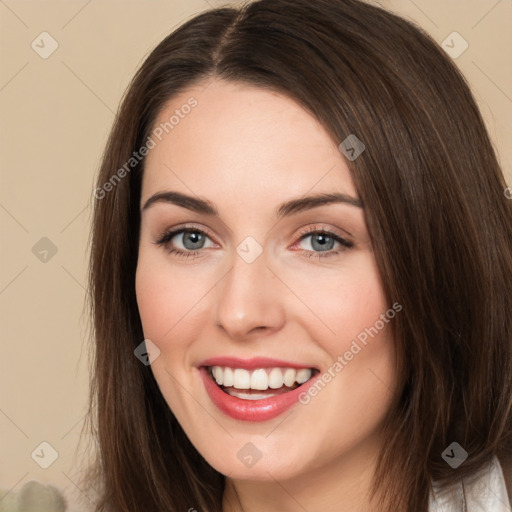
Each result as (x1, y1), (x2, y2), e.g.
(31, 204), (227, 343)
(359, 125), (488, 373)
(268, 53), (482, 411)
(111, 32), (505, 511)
(199, 367), (319, 422)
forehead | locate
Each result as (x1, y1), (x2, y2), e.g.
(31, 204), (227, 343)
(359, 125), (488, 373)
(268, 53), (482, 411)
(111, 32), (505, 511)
(141, 79), (357, 205)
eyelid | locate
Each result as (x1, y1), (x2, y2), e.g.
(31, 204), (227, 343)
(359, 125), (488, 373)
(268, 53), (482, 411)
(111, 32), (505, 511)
(154, 222), (355, 258)
(291, 224), (354, 247)
(154, 222), (218, 246)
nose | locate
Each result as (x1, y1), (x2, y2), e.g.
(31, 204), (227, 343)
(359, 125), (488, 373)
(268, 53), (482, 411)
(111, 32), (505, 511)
(213, 248), (286, 340)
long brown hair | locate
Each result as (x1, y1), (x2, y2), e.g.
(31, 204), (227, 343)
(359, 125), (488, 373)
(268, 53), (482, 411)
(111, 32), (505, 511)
(84, 0), (512, 510)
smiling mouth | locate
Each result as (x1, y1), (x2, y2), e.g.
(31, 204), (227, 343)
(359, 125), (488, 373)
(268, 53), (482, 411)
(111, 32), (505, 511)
(205, 365), (320, 400)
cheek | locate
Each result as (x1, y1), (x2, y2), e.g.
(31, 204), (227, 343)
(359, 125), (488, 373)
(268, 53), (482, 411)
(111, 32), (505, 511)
(135, 250), (190, 344)
(282, 251), (389, 351)
(135, 255), (199, 408)
(135, 264), (170, 339)
(134, 248), (216, 367)
(280, 251), (397, 408)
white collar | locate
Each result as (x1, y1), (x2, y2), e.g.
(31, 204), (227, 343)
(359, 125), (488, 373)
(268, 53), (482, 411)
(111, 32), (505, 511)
(429, 456), (511, 511)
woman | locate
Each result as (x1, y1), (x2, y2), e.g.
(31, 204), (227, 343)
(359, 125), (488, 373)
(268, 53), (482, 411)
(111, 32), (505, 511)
(85, 0), (512, 510)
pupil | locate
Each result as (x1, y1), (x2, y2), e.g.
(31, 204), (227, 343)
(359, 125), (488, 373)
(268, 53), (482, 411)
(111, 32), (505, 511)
(312, 234), (334, 252)
(184, 232), (204, 249)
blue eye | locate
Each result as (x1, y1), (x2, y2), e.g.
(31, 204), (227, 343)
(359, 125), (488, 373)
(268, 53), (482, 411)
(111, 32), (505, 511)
(172, 230), (209, 250)
(155, 228), (214, 259)
(155, 226), (354, 260)
(295, 229), (354, 259)
(300, 232), (337, 251)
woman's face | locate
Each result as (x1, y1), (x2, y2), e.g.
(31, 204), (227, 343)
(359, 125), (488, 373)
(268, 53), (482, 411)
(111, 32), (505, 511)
(136, 79), (397, 482)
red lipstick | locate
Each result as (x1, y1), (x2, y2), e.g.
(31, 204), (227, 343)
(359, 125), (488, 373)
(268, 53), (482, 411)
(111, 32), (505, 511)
(197, 358), (320, 422)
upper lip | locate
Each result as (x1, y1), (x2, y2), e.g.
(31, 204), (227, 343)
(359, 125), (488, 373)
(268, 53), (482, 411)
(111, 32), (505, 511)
(198, 356), (318, 371)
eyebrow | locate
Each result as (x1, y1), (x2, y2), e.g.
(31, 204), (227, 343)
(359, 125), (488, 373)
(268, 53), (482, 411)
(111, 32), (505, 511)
(141, 190), (363, 218)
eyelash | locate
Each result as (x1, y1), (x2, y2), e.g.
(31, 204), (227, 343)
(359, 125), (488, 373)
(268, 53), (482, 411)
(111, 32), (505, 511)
(154, 224), (354, 260)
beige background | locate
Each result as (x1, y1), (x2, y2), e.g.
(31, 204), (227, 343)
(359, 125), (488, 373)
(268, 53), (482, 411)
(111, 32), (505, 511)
(1, 0), (511, 510)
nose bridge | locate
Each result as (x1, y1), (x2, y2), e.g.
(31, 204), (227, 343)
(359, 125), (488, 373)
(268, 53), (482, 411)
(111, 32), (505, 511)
(214, 243), (285, 339)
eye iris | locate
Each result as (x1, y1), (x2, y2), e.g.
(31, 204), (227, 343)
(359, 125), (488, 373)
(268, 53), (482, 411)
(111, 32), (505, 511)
(311, 234), (334, 252)
(183, 231), (204, 250)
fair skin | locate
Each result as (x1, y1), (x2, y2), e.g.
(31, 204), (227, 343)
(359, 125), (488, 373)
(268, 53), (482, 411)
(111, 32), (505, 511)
(135, 79), (397, 512)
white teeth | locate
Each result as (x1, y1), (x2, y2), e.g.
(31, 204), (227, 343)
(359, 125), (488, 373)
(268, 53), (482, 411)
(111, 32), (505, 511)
(268, 368), (284, 389)
(212, 366), (223, 385)
(209, 366), (314, 390)
(227, 390), (281, 400)
(223, 367), (234, 387)
(283, 368), (296, 387)
(233, 368), (251, 389)
(296, 368), (312, 384)
(250, 369), (269, 390)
